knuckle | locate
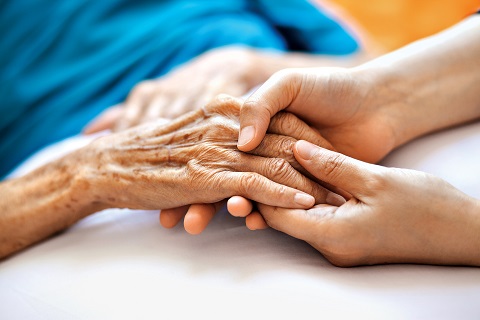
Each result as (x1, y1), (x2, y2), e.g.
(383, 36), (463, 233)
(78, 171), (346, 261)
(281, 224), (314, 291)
(267, 158), (292, 180)
(237, 173), (262, 196)
(277, 137), (295, 159)
(272, 68), (297, 82)
(322, 153), (346, 181)
(271, 69), (302, 90)
(213, 93), (234, 104)
(270, 112), (294, 133)
(241, 99), (258, 113)
(241, 100), (272, 127)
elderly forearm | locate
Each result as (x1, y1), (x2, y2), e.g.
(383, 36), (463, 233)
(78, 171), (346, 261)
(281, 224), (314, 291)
(356, 15), (480, 147)
(0, 97), (336, 258)
(0, 150), (105, 259)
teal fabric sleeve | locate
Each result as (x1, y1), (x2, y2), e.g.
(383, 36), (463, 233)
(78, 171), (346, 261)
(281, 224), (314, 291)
(0, 0), (358, 178)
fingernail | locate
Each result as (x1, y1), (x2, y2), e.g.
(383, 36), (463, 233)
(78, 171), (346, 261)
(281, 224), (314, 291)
(238, 126), (255, 147)
(294, 193), (315, 207)
(326, 193), (346, 206)
(295, 140), (317, 160)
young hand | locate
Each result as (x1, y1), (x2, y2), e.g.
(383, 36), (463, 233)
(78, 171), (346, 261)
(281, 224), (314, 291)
(254, 140), (480, 266)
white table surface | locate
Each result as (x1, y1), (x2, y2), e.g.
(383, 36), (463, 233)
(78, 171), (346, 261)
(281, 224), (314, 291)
(1, 122), (480, 320)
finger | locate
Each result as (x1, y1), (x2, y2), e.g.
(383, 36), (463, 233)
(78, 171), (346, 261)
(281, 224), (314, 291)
(268, 112), (334, 151)
(184, 202), (224, 235)
(249, 134), (299, 170)
(246, 136), (346, 206)
(294, 140), (380, 197)
(82, 105), (123, 134)
(251, 134), (350, 201)
(165, 95), (190, 119)
(226, 196), (269, 230)
(160, 205), (189, 228)
(115, 81), (156, 131)
(245, 212), (269, 230)
(258, 203), (336, 242)
(227, 171), (315, 209)
(227, 196), (253, 217)
(140, 95), (170, 124)
(238, 69), (302, 151)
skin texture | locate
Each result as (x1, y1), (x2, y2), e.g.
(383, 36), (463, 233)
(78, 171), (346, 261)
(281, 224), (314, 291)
(237, 17), (480, 159)
(0, 95), (340, 259)
(229, 16), (480, 265)
(83, 46), (369, 134)
(158, 108), (346, 233)
(82, 47), (368, 232)
(258, 141), (480, 267)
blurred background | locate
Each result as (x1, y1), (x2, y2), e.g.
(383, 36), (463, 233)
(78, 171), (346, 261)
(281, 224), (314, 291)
(320, 0), (479, 52)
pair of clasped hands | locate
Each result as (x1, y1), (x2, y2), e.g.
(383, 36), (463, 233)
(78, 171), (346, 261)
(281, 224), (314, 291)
(86, 64), (480, 267)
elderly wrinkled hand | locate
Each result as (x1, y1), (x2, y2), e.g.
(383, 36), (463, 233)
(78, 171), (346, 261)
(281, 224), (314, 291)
(1, 95), (344, 258)
(82, 95), (342, 211)
(156, 98), (346, 234)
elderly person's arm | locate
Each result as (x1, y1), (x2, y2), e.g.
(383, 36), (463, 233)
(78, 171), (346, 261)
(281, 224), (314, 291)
(0, 95), (338, 259)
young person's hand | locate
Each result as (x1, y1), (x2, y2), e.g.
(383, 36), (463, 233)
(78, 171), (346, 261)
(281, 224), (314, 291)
(237, 67), (397, 164)
(232, 16), (480, 231)
(255, 140), (480, 267)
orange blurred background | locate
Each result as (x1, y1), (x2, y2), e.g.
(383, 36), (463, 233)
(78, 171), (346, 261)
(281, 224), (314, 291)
(318, 0), (479, 53)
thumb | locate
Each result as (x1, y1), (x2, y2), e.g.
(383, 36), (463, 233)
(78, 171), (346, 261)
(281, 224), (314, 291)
(82, 105), (123, 134)
(237, 69), (302, 151)
(294, 140), (379, 198)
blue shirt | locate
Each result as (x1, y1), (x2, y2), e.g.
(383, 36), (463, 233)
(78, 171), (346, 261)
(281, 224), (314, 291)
(0, 0), (358, 178)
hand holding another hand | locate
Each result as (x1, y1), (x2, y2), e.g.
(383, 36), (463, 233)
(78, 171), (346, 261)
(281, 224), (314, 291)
(237, 67), (398, 163)
(85, 95), (340, 214)
(254, 140), (480, 267)
(158, 97), (345, 233)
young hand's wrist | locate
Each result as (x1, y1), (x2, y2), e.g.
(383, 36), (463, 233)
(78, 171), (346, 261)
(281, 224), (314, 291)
(352, 63), (420, 149)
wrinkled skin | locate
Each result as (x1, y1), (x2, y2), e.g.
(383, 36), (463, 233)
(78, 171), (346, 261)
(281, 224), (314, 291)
(85, 95), (338, 211)
(0, 95), (342, 258)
